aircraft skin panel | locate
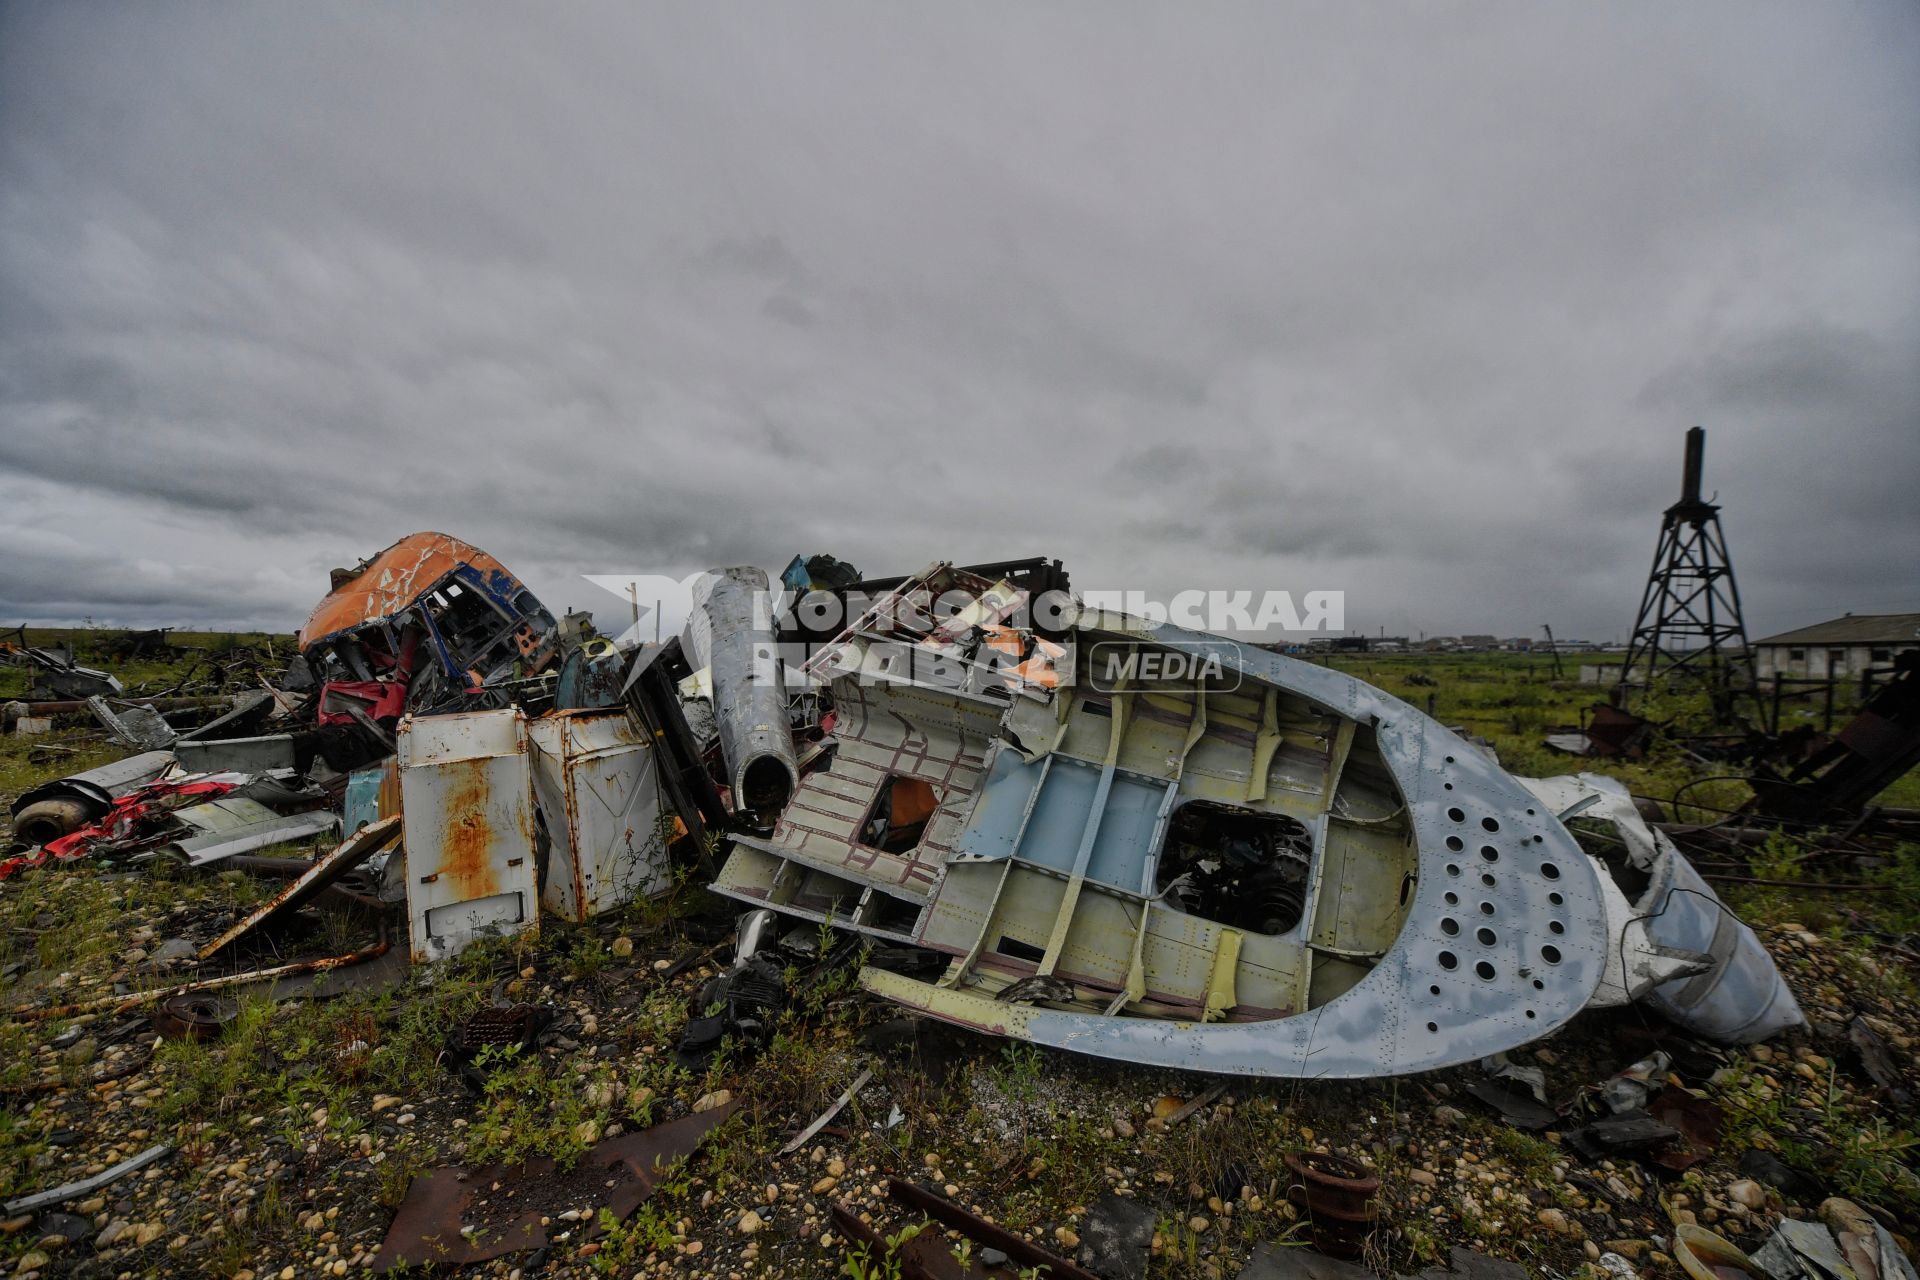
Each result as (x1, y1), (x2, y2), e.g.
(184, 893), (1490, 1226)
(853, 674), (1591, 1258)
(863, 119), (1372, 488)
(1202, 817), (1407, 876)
(871, 619), (1608, 1078)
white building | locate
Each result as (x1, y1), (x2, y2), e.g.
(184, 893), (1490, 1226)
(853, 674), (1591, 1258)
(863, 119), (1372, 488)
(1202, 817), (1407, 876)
(1750, 613), (1920, 684)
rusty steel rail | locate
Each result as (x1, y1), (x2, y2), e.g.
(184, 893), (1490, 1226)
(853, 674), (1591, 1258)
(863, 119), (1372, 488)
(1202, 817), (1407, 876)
(8, 937), (392, 1022)
(8, 695), (231, 717)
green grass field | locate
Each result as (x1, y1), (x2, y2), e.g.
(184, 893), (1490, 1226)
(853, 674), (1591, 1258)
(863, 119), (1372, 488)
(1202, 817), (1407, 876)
(0, 628), (299, 701)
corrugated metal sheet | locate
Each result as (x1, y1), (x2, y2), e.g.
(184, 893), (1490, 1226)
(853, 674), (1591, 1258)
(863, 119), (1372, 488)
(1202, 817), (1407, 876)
(163, 798), (339, 866)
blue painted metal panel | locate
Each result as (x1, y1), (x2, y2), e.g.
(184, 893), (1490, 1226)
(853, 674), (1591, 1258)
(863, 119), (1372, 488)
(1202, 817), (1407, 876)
(954, 749), (1168, 895)
(950, 748), (1046, 862)
(954, 620), (1612, 1078)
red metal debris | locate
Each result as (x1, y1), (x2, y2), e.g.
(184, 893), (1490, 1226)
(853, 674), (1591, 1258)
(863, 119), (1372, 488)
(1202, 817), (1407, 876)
(0, 777), (239, 880)
(369, 1103), (739, 1272)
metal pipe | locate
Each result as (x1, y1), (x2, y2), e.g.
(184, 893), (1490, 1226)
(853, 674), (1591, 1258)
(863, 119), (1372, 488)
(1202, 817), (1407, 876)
(8, 938), (391, 1021)
(7, 695), (230, 716)
(686, 567), (800, 820)
(1682, 425), (1705, 505)
(3, 1143), (173, 1216)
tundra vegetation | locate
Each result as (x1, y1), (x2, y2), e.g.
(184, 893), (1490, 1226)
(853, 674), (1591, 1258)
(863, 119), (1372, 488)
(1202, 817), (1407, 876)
(1, 634), (1914, 1279)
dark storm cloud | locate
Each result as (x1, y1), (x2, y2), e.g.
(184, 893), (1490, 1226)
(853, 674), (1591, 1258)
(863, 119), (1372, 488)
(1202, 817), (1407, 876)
(1, 3), (1915, 638)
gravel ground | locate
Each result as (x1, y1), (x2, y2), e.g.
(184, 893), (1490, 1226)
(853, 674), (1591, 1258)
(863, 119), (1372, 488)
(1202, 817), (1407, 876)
(1, 723), (1916, 1280)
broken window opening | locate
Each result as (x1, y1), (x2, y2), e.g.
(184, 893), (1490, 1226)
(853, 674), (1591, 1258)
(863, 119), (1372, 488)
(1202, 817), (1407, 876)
(1157, 801), (1313, 936)
(857, 775), (942, 854)
(423, 577), (515, 670)
(1566, 816), (1651, 900)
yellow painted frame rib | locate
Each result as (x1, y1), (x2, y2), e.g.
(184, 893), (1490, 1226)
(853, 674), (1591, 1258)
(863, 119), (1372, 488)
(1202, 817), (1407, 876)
(1106, 684), (1207, 1015)
(1246, 686), (1282, 803)
(1203, 927), (1243, 1022)
(1036, 673), (1129, 977)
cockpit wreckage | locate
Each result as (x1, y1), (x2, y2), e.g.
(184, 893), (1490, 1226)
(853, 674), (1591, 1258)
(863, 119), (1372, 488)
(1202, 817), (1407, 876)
(5, 535), (1804, 1079)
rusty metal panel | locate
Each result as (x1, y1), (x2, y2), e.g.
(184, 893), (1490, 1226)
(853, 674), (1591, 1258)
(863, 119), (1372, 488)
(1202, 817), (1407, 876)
(369, 1102), (737, 1272)
(198, 816), (402, 958)
(526, 709), (668, 921)
(397, 708), (538, 963)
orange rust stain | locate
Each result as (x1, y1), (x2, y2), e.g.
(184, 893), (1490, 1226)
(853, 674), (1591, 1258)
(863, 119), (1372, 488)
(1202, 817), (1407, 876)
(889, 778), (939, 827)
(436, 768), (500, 901)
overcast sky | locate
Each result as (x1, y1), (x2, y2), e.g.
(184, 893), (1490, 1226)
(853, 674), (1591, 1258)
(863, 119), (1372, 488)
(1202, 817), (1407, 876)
(3, 3), (1916, 644)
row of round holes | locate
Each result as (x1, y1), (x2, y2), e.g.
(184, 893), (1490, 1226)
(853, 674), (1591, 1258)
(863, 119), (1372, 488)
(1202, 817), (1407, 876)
(1432, 941), (1564, 980)
(1429, 758), (1555, 1030)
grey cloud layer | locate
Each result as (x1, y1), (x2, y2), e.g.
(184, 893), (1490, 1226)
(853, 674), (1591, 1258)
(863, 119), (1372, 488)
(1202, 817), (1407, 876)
(2, 3), (1915, 636)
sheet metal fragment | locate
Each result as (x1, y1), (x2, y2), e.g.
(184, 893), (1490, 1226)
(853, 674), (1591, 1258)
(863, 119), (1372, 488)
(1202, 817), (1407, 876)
(369, 1103), (737, 1272)
(1234, 1240), (1377, 1280)
(2, 1144), (173, 1216)
(160, 798), (340, 867)
(778, 1066), (873, 1155)
(1751, 1218), (1858, 1280)
(887, 1178), (1101, 1280)
(198, 816), (402, 958)
(1076, 1192), (1158, 1280)
(1562, 1109), (1678, 1160)
(1464, 1077), (1558, 1130)
(173, 734), (297, 774)
(86, 696), (178, 750)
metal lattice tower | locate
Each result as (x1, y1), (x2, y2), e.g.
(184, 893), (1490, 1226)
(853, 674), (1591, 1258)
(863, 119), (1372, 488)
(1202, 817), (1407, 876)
(1616, 427), (1760, 720)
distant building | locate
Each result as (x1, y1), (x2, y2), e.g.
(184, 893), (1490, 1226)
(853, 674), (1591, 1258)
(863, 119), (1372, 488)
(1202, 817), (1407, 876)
(1750, 613), (1920, 684)
(1458, 634), (1498, 651)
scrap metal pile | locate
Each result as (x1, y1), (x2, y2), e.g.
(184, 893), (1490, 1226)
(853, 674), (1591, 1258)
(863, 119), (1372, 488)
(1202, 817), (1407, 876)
(4, 531), (1819, 1076)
